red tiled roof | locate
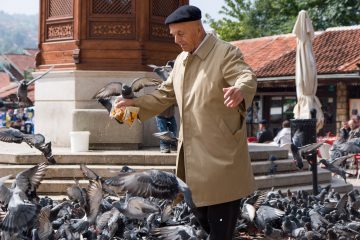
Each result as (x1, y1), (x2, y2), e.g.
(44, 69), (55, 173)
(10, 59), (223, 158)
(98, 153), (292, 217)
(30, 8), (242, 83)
(23, 49), (39, 56)
(0, 72), (10, 88)
(255, 27), (360, 77)
(4, 54), (36, 75)
(232, 34), (297, 71)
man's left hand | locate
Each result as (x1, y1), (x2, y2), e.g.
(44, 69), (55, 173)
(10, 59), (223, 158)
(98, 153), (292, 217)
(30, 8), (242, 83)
(223, 87), (244, 108)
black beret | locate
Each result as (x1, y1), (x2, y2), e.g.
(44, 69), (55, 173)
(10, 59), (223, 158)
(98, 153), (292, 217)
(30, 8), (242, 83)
(165, 5), (201, 25)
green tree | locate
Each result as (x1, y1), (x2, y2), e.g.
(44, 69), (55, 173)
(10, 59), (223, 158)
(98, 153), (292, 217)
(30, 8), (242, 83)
(205, 0), (360, 41)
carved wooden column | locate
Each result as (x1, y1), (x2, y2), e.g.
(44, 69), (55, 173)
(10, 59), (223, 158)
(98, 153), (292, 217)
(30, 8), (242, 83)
(35, 0), (188, 148)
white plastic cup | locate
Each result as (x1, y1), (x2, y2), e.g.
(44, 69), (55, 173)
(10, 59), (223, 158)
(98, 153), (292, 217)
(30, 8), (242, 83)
(69, 131), (90, 152)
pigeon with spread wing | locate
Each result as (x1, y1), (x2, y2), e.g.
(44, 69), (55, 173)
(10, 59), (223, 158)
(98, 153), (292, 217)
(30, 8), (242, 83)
(0, 162), (47, 234)
(148, 60), (175, 81)
(93, 77), (162, 123)
(0, 127), (56, 164)
(152, 131), (178, 144)
(104, 169), (197, 214)
(0, 61), (54, 108)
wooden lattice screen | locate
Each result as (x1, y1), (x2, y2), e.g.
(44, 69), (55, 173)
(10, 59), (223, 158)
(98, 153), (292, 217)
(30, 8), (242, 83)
(46, 0), (74, 41)
(149, 0), (179, 41)
(92, 0), (132, 15)
(48, 0), (73, 18)
(151, 0), (179, 17)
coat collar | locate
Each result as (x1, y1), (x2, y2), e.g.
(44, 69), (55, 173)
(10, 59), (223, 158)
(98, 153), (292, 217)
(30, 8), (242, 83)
(192, 33), (217, 60)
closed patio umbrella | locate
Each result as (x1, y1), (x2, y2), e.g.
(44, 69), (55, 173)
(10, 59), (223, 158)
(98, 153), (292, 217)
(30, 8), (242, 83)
(292, 10), (324, 132)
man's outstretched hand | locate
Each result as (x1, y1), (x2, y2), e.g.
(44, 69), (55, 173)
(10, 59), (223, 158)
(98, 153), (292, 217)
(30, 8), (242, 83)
(223, 87), (244, 108)
(115, 96), (135, 108)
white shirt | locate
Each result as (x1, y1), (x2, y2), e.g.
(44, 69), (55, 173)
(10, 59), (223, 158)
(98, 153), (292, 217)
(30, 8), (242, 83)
(273, 127), (291, 146)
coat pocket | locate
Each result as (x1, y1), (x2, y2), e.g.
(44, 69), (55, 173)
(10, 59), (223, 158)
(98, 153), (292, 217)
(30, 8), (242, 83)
(219, 119), (243, 147)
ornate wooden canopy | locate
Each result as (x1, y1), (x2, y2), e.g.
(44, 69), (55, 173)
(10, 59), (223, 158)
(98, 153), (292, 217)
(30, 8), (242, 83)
(37, 0), (188, 71)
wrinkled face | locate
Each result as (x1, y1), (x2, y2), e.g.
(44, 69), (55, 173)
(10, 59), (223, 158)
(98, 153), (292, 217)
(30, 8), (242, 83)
(169, 21), (204, 53)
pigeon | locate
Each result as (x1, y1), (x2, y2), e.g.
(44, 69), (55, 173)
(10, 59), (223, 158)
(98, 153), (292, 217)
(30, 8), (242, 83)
(17, 66), (54, 108)
(85, 179), (103, 224)
(0, 127), (56, 164)
(105, 169), (197, 214)
(319, 159), (348, 182)
(79, 164), (117, 196)
(329, 154), (354, 167)
(96, 207), (121, 232)
(93, 77), (163, 100)
(0, 62), (54, 108)
(36, 206), (54, 240)
(0, 163), (47, 234)
(112, 196), (160, 220)
(93, 77), (162, 122)
(66, 179), (87, 207)
(290, 142), (323, 169)
(264, 223), (283, 239)
(152, 131), (178, 144)
(148, 60), (175, 81)
(151, 225), (198, 240)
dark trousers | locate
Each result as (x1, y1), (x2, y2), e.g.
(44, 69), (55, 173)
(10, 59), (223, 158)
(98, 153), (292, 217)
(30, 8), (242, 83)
(196, 199), (241, 240)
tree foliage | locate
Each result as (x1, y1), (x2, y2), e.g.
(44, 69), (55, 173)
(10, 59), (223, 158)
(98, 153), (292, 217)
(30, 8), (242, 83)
(205, 0), (360, 41)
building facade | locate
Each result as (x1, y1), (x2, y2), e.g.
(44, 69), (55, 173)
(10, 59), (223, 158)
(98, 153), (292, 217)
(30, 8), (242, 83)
(233, 26), (360, 137)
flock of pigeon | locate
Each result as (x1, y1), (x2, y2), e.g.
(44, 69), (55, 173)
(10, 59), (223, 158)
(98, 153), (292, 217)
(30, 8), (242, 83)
(1, 62), (360, 239)
(1, 159), (360, 239)
(288, 128), (360, 184)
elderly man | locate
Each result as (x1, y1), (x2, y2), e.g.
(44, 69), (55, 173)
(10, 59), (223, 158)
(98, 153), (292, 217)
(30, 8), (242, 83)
(116, 5), (257, 239)
(348, 119), (360, 140)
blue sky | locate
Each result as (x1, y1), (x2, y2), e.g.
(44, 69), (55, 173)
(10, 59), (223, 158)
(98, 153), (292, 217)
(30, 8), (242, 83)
(0, 0), (225, 22)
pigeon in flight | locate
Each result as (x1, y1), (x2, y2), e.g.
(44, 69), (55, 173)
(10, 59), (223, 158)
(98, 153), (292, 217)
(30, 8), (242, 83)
(319, 158), (349, 182)
(148, 60), (175, 81)
(93, 77), (162, 123)
(17, 66), (54, 107)
(152, 131), (178, 144)
(0, 162), (47, 234)
(0, 127), (56, 164)
(289, 141), (323, 169)
(0, 62), (54, 108)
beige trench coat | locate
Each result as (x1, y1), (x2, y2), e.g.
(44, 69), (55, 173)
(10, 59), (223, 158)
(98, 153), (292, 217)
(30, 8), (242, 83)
(134, 34), (257, 207)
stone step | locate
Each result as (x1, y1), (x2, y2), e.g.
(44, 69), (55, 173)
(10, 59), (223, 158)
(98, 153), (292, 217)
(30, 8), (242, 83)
(251, 159), (309, 175)
(4, 168), (332, 195)
(248, 144), (289, 161)
(255, 168), (332, 189)
(0, 151), (177, 165)
(0, 144), (289, 165)
(0, 158), (306, 179)
(275, 177), (353, 194)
